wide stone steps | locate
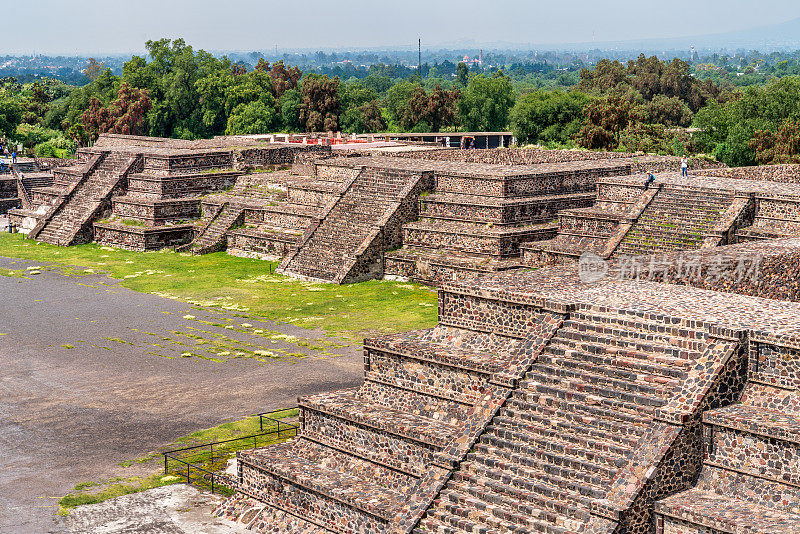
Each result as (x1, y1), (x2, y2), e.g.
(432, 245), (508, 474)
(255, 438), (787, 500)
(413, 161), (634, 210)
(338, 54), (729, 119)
(453, 466), (595, 524)
(568, 310), (707, 343)
(488, 423), (630, 472)
(555, 326), (700, 360)
(492, 415), (635, 460)
(507, 391), (650, 435)
(541, 345), (686, 386)
(481, 432), (619, 482)
(467, 447), (609, 501)
(472, 440), (617, 496)
(525, 359), (675, 398)
(516, 387), (653, 436)
(502, 402), (643, 449)
(436, 484), (584, 534)
(519, 371), (665, 418)
(300, 390), (457, 475)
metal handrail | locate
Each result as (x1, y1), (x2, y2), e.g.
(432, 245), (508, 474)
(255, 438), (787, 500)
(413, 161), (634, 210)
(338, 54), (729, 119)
(161, 409), (299, 494)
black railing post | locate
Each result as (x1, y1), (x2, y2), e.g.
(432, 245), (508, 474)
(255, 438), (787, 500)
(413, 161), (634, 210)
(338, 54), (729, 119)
(187, 463), (190, 484)
(164, 454), (168, 475)
(260, 415), (263, 432)
(211, 473), (215, 494)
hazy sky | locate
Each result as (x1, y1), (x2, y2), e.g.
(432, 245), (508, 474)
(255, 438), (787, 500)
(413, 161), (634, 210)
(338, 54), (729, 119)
(3, 0), (800, 54)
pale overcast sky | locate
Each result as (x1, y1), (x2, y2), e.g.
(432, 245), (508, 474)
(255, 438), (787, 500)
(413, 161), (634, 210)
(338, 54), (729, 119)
(2, 0), (799, 54)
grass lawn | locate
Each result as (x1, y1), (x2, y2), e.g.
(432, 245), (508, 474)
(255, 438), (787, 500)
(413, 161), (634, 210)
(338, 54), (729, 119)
(58, 409), (299, 513)
(0, 233), (438, 341)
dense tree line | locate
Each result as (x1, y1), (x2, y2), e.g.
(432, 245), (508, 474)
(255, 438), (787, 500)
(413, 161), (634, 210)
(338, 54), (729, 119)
(4, 39), (800, 168)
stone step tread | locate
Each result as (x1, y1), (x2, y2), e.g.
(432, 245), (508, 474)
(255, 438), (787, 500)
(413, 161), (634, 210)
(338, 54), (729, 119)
(480, 434), (618, 481)
(502, 405), (643, 448)
(509, 392), (651, 430)
(419, 508), (508, 534)
(453, 469), (594, 522)
(300, 389), (460, 446)
(655, 488), (800, 534)
(464, 458), (605, 506)
(492, 415), (635, 459)
(364, 332), (509, 376)
(568, 310), (708, 342)
(542, 345), (687, 384)
(520, 372), (666, 414)
(515, 387), (654, 429)
(526, 359), (676, 398)
(704, 404), (800, 445)
(468, 448), (609, 499)
(556, 326), (700, 360)
(488, 424), (630, 470)
(239, 439), (409, 520)
(438, 485), (584, 534)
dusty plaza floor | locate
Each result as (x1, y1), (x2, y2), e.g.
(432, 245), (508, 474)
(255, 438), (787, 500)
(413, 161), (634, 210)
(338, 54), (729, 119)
(0, 255), (364, 533)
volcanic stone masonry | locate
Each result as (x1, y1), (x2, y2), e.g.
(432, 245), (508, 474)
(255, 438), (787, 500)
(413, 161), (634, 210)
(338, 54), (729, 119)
(15, 136), (800, 288)
(216, 239), (800, 533)
(523, 173), (800, 269)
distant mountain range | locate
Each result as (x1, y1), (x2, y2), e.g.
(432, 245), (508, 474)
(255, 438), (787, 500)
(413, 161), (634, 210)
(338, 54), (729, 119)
(426, 17), (800, 53)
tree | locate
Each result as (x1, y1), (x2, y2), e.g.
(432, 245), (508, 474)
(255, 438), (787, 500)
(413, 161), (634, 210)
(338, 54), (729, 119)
(79, 83), (152, 142)
(384, 80), (422, 127)
(456, 62), (469, 87)
(575, 92), (643, 150)
(269, 60), (302, 97)
(298, 75), (340, 132)
(107, 83), (151, 136)
(225, 100), (280, 134)
(83, 58), (106, 82)
(278, 89), (302, 132)
(751, 120), (800, 164)
(458, 74), (514, 131)
(0, 98), (24, 138)
(645, 95), (693, 127)
(341, 100), (387, 133)
(510, 90), (588, 145)
(402, 85), (460, 132)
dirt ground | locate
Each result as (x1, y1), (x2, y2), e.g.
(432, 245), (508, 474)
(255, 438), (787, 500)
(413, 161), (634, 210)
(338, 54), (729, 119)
(0, 256), (363, 533)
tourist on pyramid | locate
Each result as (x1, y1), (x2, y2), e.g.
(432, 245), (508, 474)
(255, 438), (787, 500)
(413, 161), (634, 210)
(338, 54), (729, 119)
(681, 156), (688, 177)
(11, 151), (16, 164)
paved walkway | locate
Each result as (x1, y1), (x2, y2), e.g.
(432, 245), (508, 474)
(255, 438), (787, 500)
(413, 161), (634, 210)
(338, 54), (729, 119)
(0, 257), (362, 533)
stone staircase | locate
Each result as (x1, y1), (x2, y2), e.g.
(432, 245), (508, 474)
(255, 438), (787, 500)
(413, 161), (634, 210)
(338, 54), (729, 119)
(417, 308), (711, 534)
(30, 151), (139, 246)
(233, 315), (557, 533)
(615, 186), (734, 257)
(278, 166), (430, 283)
(655, 342), (800, 534)
(187, 201), (245, 254)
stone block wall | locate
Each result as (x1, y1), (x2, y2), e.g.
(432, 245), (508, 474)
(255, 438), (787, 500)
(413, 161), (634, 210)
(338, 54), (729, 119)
(127, 172), (239, 199)
(93, 223), (194, 251)
(110, 197), (201, 225)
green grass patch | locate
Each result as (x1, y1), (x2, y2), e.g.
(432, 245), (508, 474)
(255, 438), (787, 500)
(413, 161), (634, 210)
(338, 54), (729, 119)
(0, 234), (438, 340)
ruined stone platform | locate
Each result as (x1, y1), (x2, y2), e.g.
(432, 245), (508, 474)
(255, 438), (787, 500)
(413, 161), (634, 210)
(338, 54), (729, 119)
(219, 237), (800, 532)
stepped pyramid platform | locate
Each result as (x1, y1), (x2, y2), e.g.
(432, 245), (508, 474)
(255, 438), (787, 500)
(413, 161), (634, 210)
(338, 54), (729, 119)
(276, 156), (440, 283)
(218, 240), (800, 532)
(8, 133), (327, 250)
(0, 159), (48, 215)
(381, 157), (632, 286)
(524, 173), (800, 268)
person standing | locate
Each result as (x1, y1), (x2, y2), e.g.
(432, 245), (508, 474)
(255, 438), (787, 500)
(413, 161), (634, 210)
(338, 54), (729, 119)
(681, 156), (688, 177)
(12, 151), (16, 165)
